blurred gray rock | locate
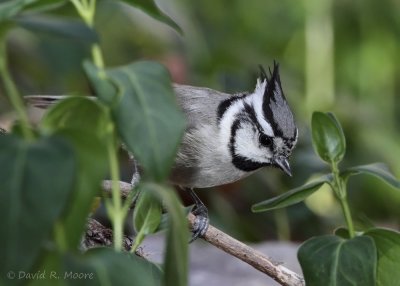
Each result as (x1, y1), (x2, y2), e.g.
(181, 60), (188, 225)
(142, 234), (302, 286)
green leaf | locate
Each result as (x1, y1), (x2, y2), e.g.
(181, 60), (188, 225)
(298, 235), (376, 286)
(119, 0), (182, 35)
(0, 134), (76, 283)
(40, 97), (110, 249)
(24, 0), (66, 13)
(252, 174), (332, 212)
(63, 248), (162, 286)
(132, 188), (162, 250)
(15, 15), (98, 42)
(142, 183), (189, 286)
(311, 111), (346, 164)
(85, 61), (186, 182)
(341, 163), (400, 189)
(365, 228), (400, 286)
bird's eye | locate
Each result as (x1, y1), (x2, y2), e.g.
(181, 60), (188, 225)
(259, 133), (272, 147)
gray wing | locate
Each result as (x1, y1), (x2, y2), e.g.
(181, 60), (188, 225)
(171, 84), (235, 187)
(173, 84), (232, 129)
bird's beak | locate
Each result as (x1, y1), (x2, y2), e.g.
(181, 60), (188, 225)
(274, 158), (292, 177)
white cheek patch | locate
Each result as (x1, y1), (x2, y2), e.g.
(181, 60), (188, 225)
(234, 125), (272, 162)
(245, 79), (274, 136)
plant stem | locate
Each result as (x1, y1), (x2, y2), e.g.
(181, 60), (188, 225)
(338, 195), (355, 238)
(107, 134), (123, 251)
(69, 0), (105, 69)
(71, 0), (124, 250)
(332, 163), (355, 238)
(0, 40), (33, 140)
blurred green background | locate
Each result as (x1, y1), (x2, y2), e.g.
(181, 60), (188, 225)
(1, 0), (399, 242)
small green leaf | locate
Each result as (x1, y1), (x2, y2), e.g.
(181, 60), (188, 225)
(365, 228), (400, 286)
(119, 0), (182, 35)
(63, 248), (162, 286)
(40, 97), (110, 249)
(342, 163), (400, 189)
(132, 188), (162, 250)
(0, 134), (76, 283)
(252, 175), (332, 212)
(142, 183), (189, 286)
(0, 0), (36, 22)
(15, 15), (98, 42)
(85, 61), (186, 182)
(83, 60), (120, 106)
(312, 111), (346, 164)
(298, 235), (376, 286)
(41, 96), (111, 138)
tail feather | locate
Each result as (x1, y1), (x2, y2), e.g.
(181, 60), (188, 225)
(24, 95), (66, 109)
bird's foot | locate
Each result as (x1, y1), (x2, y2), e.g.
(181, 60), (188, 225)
(190, 202), (209, 243)
(185, 188), (209, 243)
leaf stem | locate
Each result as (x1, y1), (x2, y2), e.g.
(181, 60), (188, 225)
(0, 39), (33, 140)
(332, 162), (355, 238)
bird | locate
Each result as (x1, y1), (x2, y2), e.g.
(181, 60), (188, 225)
(25, 61), (298, 241)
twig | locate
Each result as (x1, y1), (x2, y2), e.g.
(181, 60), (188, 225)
(188, 213), (304, 286)
(102, 180), (305, 286)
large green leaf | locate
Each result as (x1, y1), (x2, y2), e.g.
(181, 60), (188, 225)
(40, 97), (110, 249)
(85, 61), (186, 182)
(118, 0), (182, 35)
(15, 15), (98, 42)
(311, 112), (346, 164)
(365, 228), (400, 286)
(142, 183), (189, 286)
(341, 163), (400, 189)
(132, 188), (162, 250)
(63, 248), (162, 286)
(24, 0), (66, 13)
(0, 134), (76, 284)
(298, 235), (376, 286)
(252, 174), (332, 212)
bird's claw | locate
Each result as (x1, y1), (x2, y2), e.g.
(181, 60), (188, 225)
(190, 203), (209, 243)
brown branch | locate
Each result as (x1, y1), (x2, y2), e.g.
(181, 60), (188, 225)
(81, 218), (133, 252)
(102, 180), (304, 286)
(188, 213), (304, 286)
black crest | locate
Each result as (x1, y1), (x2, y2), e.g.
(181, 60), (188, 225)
(258, 61), (296, 140)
